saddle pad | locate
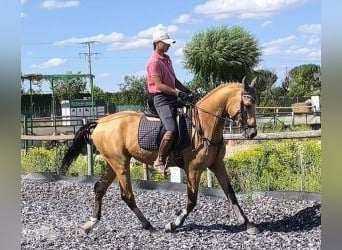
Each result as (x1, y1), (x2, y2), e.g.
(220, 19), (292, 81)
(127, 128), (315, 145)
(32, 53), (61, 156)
(138, 115), (192, 151)
(138, 116), (164, 150)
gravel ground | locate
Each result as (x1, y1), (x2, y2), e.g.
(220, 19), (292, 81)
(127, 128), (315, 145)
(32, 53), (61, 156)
(21, 176), (321, 250)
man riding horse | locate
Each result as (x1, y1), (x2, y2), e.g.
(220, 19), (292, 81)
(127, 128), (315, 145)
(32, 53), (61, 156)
(61, 31), (259, 235)
(146, 30), (193, 175)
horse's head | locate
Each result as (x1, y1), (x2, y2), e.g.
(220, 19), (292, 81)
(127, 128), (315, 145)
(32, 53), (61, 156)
(229, 77), (258, 139)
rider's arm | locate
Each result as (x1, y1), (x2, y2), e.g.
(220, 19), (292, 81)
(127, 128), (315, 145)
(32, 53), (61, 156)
(153, 76), (179, 96)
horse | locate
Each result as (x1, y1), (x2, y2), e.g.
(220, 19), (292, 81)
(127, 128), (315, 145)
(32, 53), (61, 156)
(61, 77), (259, 235)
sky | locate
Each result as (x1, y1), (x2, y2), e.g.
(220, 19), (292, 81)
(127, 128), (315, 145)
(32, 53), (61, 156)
(21, 0), (321, 93)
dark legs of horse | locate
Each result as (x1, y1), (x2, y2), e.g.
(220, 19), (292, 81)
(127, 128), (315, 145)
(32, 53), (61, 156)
(165, 169), (203, 232)
(82, 165), (116, 234)
(209, 161), (259, 234)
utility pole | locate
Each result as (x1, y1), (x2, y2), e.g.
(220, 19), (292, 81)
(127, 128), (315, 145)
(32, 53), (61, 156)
(78, 41), (100, 176)
(78, 41), (100, 121)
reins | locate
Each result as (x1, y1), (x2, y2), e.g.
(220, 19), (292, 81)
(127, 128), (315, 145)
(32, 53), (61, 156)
(182, 103), (227, 149)
(184, 91), (256, 148)
(194, 105), (230, 122)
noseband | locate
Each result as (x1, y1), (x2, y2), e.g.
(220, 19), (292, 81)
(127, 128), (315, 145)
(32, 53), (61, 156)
(237, 92), (257, 133)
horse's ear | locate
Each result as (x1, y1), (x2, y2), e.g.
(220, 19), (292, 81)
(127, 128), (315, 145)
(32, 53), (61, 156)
(250, 77), (257, 88)
(242, 76), (247, 87)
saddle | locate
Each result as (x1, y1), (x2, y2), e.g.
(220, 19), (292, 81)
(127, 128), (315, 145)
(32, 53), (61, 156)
(138, 99), (192, 168)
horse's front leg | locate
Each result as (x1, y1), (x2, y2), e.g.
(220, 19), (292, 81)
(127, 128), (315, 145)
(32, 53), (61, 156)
(114, 164), (155, 232)
(82, 164), (116, 234)
(209, 160), (259, 234)
(165, 168), (202, 232)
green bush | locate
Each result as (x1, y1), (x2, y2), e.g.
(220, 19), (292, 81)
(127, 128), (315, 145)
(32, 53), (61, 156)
(130, 161), (168, 181)
(21, 139), (321, 193)
(224, 139), (321, 193)
(21, 146), (66, 173)
(21, 147), (168, 182)
(67, 155), (88, 176)
(21, 146), (107, 176)
(130, 162), (144, 180)
(68, 154), (108, 177)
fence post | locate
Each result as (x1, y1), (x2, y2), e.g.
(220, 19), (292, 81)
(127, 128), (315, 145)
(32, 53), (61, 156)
(83, 118), (94, 176)
(143, 164), (149, 180)
(23, 114), (29, 151)
(299, 145), (305, 191)
(207, 169), (213, 188)
(291, 111), (295, 128)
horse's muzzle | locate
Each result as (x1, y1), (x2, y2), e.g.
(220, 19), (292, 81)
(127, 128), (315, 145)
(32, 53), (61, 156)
(242, 127), (257, 139)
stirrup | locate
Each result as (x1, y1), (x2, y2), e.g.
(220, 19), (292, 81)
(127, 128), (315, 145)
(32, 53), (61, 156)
(153, 159), (170, 176)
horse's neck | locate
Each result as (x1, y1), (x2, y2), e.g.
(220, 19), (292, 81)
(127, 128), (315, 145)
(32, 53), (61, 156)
(194, 85), (239, 144)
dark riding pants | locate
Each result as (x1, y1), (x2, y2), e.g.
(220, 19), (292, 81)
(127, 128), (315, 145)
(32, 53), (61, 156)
(153, 94), (177, 135)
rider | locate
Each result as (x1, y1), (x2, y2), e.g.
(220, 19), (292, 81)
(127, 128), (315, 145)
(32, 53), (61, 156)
(146, 30), (192, 174)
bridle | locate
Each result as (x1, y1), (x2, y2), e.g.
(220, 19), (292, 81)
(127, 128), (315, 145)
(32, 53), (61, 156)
(236, 92), (258, 134)
(188, 90), (257, 135)
(183, 90), (256, 147)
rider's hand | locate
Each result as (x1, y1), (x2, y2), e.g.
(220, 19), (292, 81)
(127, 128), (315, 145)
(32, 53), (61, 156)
(177, 91), (191, 102)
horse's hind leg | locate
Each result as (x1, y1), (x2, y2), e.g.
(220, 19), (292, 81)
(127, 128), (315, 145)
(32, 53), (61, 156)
(82, 164), (116, 234)
(209, 160), (259, 234)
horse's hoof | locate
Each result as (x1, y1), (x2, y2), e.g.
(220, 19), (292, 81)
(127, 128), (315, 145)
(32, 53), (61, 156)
(246, 223), (259, 234)
(165, 222), (176, 233)
(82, 217), (98, 234)
(144, 224), (157, 233)
(83, 227), (91, 234)
(82, 223), (93, 234)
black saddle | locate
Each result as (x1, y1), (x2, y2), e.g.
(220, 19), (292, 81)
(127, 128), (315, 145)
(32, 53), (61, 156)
(138, 100), (192, 167)
(143, 99), (159, 118)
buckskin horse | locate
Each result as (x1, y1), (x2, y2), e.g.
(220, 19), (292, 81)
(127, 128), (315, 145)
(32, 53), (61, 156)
(61, 77), (259, 234)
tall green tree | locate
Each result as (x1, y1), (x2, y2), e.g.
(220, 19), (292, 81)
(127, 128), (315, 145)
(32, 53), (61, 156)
(288, 64), (321, 97)
(184, 25), (261, 91)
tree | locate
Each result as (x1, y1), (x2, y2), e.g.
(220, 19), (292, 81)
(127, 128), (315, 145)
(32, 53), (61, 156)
(186, 77), (209, 100)
(52, 71), (88, 101)
(183, 25), (261, 90)
(112, 75), (148, 105)
(287, 64), (321, 97)
(251, 69), (278, 105)
(252, 69), (277, 94)
(93, 85), (107, 101)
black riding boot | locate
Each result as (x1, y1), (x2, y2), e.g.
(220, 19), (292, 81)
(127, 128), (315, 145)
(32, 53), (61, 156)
(153, 131), (174, 175)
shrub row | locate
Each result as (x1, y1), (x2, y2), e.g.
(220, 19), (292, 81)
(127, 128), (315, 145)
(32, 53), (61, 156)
(200, 139), (321, 193)
(21, 139), (320, 192)
(21, 146), (167, 182)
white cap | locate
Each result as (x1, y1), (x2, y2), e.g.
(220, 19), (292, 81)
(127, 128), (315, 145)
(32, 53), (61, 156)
(152, 30), (176, 44)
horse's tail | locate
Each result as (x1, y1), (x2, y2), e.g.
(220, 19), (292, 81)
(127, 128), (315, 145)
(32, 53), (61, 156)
(61, 121), (98, 175)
